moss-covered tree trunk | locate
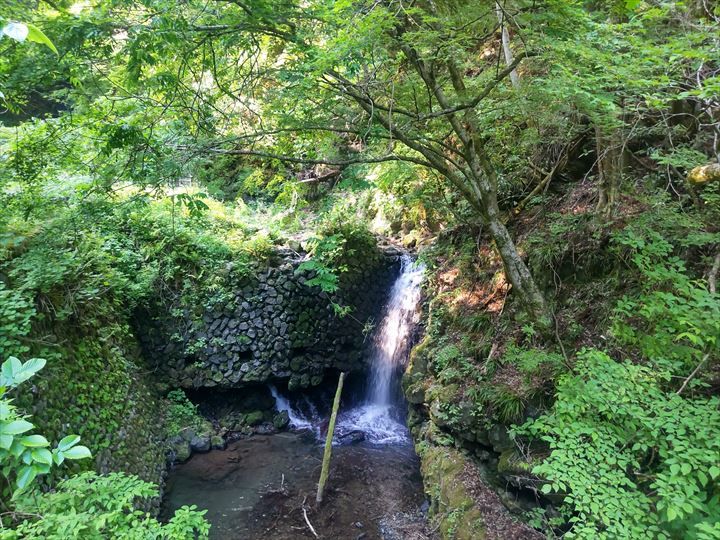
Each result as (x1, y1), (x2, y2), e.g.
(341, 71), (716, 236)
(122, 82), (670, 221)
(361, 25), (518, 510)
(595, 124), (624, 217)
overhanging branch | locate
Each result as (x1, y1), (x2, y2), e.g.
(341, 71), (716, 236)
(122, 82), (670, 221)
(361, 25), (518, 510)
(178, 145), (433, 168)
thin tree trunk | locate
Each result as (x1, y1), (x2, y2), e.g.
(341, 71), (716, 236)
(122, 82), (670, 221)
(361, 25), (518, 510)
(495, 2), (519, 88)
(316, 371), (345, 504)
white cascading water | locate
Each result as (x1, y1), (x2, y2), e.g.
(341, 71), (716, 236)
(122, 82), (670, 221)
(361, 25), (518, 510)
(335, 256), (424, 444)
(269, 384), (314, 430)
(270, 255), (424, 444)
(367, 255), (425, 405)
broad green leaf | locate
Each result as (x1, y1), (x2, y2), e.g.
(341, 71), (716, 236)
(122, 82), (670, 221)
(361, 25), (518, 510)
(0, 434), (13, 450)
(1, 357), (22, 383)
(0, 401), (10, 421)
(698, 471), (708, 486)
(13, 358), (46, 384)
(33, 462), (51, 474)
(16, 465), (37, 490)
(20, 434), (49, 448)
(25, 23), (58, 55)
(63, 445), (91, 460)
(1, 420), (33, 435)
(9, 440), (25, 458)
(31, 448), (52, 465)
(57, 434), (81, 452)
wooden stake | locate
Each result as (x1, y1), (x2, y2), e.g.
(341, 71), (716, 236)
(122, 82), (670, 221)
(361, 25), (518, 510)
(316, 371), (345, 504)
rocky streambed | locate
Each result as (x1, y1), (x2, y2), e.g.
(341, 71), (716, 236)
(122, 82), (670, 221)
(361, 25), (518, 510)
(162, 431), (432, 540)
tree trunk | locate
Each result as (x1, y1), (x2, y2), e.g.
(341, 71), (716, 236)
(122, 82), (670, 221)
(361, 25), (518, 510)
(465, 154), (552, 330)
(495, 2), (519, 89)
(485, 201), (551, 329)
(595, 124), (623, 217)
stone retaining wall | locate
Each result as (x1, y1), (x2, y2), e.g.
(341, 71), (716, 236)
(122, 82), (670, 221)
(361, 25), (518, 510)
(138, 247), (400, 390)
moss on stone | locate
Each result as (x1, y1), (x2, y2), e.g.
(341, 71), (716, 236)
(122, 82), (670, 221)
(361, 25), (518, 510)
(18, 320), (166, 485)
(420, 446), (487, 540)
(244, 410), (264, 426)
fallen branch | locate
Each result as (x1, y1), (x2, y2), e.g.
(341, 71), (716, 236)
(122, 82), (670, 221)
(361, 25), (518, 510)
(301, 496), (319, 538)
(676, 353), (710, 396)
(512, 132), (589, 217)
(512, 161), (559, 215)
(298, 170), (341, 183)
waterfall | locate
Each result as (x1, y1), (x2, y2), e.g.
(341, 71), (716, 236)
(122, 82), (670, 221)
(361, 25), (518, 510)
(335, 255), (424, 444)
(269, 255), (424, 445)
(366, 255), (425, 406)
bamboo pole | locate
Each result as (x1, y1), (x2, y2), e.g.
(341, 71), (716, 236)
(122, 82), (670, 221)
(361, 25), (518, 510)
(316, 371), (345, 504)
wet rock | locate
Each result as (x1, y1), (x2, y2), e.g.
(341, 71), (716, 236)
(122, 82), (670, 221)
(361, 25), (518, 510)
(254, 423), (276, 434)
(190, 435), (211, 453)
(488, 423), (513, 452)
(168, 436), (192, 463)
(338, 430), (366, 445)
(211, 435), (227, 450)
(273, 410), (290, 429)
(245, 410), (264, 426)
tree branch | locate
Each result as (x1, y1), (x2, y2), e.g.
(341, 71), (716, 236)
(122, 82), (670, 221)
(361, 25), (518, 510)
(182, 145), (432, 168)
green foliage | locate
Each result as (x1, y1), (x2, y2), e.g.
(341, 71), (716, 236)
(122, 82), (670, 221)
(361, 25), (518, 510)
(516, 349), (720, 539)
(612, 228), (719, 379)
(0, 357), (208, 537)
(0, 20), (57, 54)
(0, 284), (35, 358)
(297, 234), (346, 293)
(164, 389), (204, 437)
(0, 356), (91, 500)
(2, 0), (719, 537)
(516, 214), (720, 537)
(6, 471), (209, 539)
(297, 215), (376, 295)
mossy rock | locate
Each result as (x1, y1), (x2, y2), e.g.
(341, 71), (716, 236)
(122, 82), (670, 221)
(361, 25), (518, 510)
(420, 446), (487, 540)
(244, 410), (264, 426)
(169, 438), (192, 463)
(687, 163), (720, 185)
(211, 435), (226, 450)
(273, 410), (290, 429)
(497, 449), (532, 476)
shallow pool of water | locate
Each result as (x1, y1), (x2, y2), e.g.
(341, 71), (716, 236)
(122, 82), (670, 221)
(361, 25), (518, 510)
(162, 431), (429, 539)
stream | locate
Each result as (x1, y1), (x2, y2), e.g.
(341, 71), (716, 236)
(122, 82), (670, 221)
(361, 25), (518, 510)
(162, 257), (428, 539)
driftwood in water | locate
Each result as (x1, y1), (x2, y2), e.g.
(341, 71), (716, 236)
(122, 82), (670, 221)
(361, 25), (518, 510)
(316, 371), (346, 504)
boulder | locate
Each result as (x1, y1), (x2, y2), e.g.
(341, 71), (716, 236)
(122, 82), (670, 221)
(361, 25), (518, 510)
(190, 434), (211, 453)
(245, 410), (265, 426)
(168, 436), (191, 463)
(273, 410), (290, 429)
(338, 430), (366, 445)
(211, 435), (227, 450)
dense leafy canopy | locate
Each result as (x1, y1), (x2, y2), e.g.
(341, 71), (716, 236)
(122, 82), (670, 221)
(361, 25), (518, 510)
(0, 0), (718, 537)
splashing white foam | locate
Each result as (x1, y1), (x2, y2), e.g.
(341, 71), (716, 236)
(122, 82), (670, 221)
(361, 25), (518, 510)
(270, 385), (314, 430)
